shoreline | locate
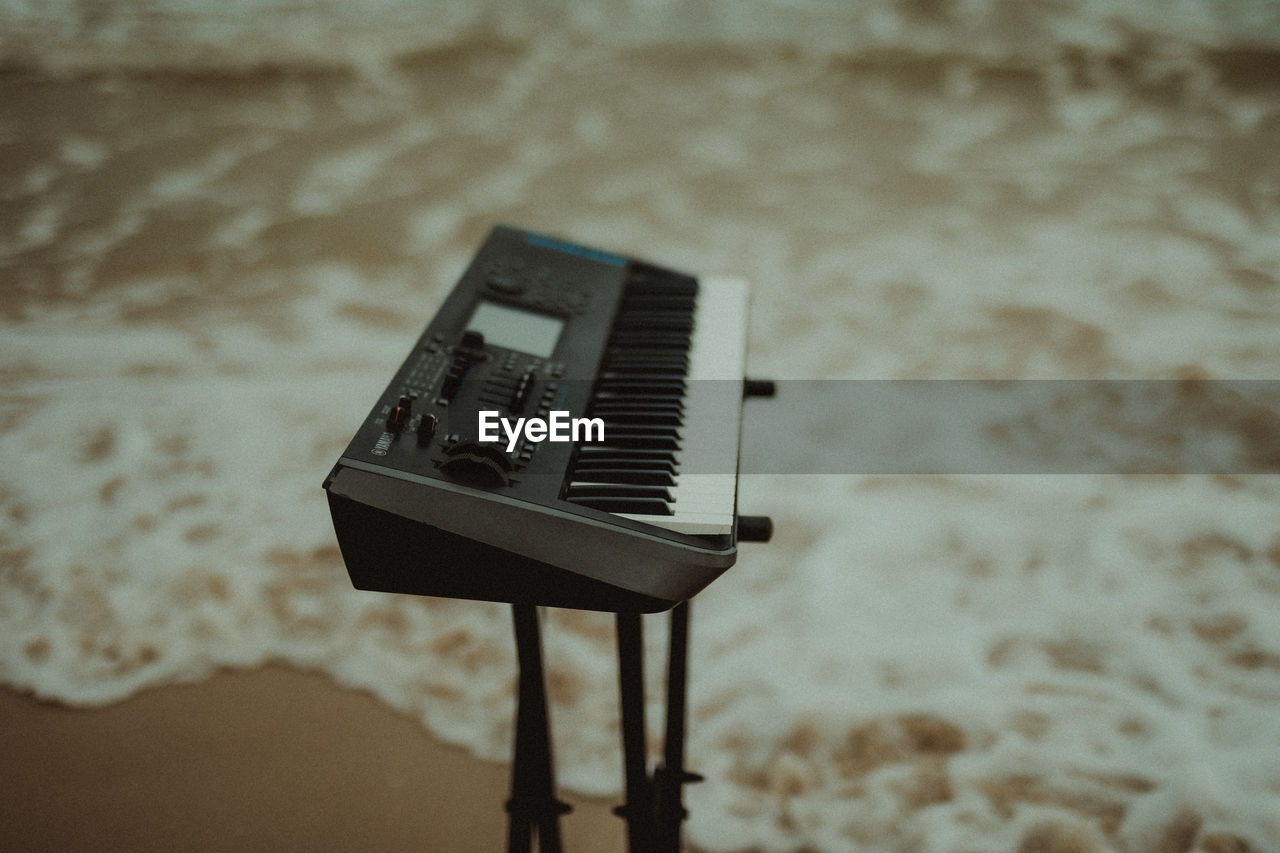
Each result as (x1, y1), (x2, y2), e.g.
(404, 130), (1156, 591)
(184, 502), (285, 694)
(0, 664), (626, 852)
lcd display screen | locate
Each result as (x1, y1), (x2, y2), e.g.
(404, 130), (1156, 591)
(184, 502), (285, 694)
(465, 301), (565, 358)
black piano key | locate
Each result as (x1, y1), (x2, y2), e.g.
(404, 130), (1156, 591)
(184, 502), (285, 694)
(590, 399), (685, 410)
(592, 412), (684, 426)
(591, 412), (691, 425)
(600, 366), (687, 378)
(595, 433), (681, 450)
(566, 496), (674, 516)
(567, 467), (676, 485)
(590, 405), (684, 419)
(614, 315), (695, 331)
(603, 363), (689, 377)
(606, 348), (689, 358)
(611, 330), (692, 345)
(598, 379), (686, 392)
(598, 376), (684, 384)
(598, 423), (681, 438)
(575, 447), (678, 463)
(572, 455), (678, 471)
(606, 334), (693, 349)
(589, 414), (684, 428)
(606, 348), (690, 363)
(613, 324), (690, 334)
(606, 348), (696, 358)
(625, 270), (698, 296)
(599, 376), (687, 386)
(594, 392), (686, 407)
(606, 351), (689, 361)
(566, 483), (674, 501)
(621, 295), (696, 312)
(596, 424), (683, 437)
(603, 357), (688, 369)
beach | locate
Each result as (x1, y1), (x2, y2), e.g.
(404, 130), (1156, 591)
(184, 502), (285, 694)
(3, 3), (1279, 850)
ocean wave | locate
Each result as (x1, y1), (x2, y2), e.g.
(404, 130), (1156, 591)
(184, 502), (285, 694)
(3, 0), (1280, 75)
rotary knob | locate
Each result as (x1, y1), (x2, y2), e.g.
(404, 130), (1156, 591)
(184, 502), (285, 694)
(439, 441), (513, 488)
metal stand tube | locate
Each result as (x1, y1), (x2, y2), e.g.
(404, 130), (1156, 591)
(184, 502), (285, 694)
(506, 604), (570, 853)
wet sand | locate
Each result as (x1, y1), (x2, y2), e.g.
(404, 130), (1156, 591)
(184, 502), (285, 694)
(0, 665), (625, 852)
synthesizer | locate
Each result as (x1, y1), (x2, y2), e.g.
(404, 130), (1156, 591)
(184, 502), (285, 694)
(324, 225), (752, 612)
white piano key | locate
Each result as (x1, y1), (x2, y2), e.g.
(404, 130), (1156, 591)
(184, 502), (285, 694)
(636, 276), (748, 537)
(616, 511), (736, 536)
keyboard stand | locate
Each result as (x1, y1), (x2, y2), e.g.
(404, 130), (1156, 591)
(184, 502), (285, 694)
(503, 513), (775, 853)
(504, 601), (706, 853)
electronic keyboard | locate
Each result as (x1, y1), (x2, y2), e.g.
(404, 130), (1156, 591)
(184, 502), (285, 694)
(324, 225), (752, 612)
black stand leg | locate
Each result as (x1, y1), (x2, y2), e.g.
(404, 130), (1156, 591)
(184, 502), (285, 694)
(615, 603), (703, 853)
(654, 601), (702, 851)
(614, 612), (654, 851)
(506, 603), (570, 853)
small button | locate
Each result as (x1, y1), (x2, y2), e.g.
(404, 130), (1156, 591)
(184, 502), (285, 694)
(486, 273), (525, 295)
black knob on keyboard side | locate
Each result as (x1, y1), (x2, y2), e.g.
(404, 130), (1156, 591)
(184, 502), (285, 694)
(439, 441), (513, 488)
(737, 515), (773, 542)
